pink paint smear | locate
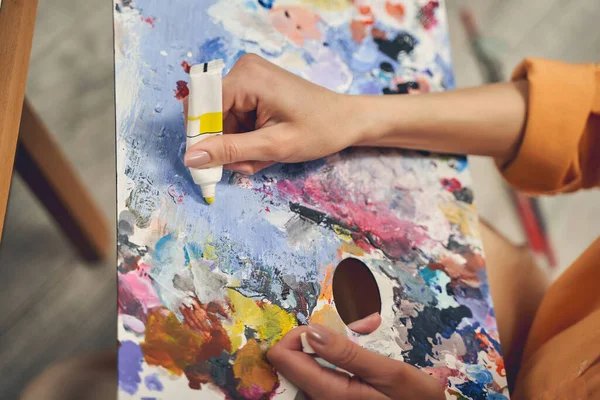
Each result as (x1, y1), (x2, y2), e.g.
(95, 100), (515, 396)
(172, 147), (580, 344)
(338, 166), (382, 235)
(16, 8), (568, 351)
(275, 172), (434, 259)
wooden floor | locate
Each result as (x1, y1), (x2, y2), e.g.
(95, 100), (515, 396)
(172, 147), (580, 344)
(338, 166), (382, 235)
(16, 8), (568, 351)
(0, 0), (598, 398)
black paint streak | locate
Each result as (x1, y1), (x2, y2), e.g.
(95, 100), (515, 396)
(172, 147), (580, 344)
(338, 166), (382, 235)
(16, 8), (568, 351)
(383, 81), (420, 95)
(404, 305), (472, 367)
(289, 202), (407, 261)
(374, 32), (417, 60)
(380, 61), (394, 73)
(453, 187), (474, 204)
(446, 235), (471, 253)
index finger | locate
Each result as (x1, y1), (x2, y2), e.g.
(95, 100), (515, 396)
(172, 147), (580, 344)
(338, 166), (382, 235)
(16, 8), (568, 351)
(268, 327), (387, 400)
(221, 54), (263, 121)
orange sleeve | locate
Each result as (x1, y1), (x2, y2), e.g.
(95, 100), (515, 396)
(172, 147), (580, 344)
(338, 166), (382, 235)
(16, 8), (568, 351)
(500, 58), (600, 194)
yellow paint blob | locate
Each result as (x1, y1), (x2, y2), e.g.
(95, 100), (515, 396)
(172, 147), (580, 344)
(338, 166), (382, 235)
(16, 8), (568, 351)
(203, 242), (218, 261)
(205, 197), (215, 205)
(337, 242), (365, 257)
(300, 0), (350, 11)
(439, 202), (479, 238)
(257, 303), (297, 343)
(224, 320), (245, 353)
(227, 289), (297, 346)
(333, 225), (353, 242)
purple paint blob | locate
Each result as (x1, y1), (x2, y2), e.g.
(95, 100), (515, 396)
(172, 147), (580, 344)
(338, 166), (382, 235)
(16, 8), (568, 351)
(145, 373), (164, 391)
(118, 341), (144, 395)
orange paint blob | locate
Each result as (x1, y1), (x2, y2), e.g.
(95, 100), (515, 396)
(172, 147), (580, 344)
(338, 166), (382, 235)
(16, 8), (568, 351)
(385, 1), (405, 22)
(350, 19), (367, 43)
(358, 5), (371, 14)
(430, 252), (485, 288)
(141, 307), (205, 375)
(318, 264), (335, 303)
(372, 27), (387, 40)
(141, 298), (234, 379)
(310, 304), (347, 335)
(476, 332), (506, 377)
(233, 339), (279, 397)
(270, 6), (322, 46)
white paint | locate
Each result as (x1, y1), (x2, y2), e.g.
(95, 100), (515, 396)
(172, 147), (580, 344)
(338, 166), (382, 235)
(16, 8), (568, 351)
(208, 0), (286, 54)
(190, 259), (228, 304)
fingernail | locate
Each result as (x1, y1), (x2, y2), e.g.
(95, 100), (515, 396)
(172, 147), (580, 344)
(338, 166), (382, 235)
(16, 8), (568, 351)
(184, 150), (211, 167)
(307, 324), (331, 346)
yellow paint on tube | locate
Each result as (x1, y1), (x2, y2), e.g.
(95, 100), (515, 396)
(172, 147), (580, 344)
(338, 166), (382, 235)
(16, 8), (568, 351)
(187, 111), (223, 136)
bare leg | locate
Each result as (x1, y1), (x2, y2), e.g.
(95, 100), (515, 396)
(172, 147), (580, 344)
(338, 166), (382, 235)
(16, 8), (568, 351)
(480, 219), (549, 390)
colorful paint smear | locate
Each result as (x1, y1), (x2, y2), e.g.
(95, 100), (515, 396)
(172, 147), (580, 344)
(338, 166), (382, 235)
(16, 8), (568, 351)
(114, 0), (508, 399)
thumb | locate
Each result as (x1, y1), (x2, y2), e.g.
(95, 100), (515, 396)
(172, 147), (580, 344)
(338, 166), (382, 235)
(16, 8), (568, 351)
(346, 312), (382, 334)
(184, 126), (288, 168)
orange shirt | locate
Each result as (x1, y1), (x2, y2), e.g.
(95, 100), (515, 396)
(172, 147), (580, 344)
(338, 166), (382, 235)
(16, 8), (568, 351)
(503, 59), (600, 399)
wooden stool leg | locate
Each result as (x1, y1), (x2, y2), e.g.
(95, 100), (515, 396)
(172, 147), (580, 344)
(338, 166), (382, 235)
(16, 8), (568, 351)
(14, 98), (110, 261)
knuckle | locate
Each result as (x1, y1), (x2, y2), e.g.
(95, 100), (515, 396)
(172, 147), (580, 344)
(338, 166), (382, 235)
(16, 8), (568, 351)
(236, 53), (263, 73)
(337, 340), (359, 367)
(264, 130), (292, 161)
(386, 364), (406, 384)
(262, 135), (283, 160)
(222, 137), (241, 163)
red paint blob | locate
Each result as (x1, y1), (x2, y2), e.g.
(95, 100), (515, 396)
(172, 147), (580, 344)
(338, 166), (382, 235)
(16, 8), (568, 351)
(441, 178), (462, 192)
(141, 16), (156, 28)
(419, 1), (439, 30)
(174, 80), (189, 100)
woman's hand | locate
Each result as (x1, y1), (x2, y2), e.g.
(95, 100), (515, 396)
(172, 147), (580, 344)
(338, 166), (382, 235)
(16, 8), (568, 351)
(183, 53), (365, 175)
(267, 313), (445, 400)
(184, 54), (529, 172)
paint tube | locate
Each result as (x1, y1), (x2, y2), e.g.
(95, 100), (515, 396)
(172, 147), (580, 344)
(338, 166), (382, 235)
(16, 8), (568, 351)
(186, 59), (225, 205)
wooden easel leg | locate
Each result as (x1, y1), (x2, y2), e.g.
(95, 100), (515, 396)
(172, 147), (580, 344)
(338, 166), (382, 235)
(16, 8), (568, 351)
(14, 98), (110, 261)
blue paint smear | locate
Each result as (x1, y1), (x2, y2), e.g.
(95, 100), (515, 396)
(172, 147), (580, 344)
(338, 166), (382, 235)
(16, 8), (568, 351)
(183, 242), (204, 266)
(456, 381), (486, 399)
(418, 267), (437, 285)
(454, 156), (468, 172)
(488, 394), (509, 400)
(118, 341), (143, 395)
(466, 365), (494, 385)
(145, 373), (164, 391)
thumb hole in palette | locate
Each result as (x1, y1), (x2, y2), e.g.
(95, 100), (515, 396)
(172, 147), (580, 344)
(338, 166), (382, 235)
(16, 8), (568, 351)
(332, 257), (381, 333)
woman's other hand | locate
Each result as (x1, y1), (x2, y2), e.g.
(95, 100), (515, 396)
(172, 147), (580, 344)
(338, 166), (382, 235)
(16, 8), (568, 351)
(267, 313), (445, 400)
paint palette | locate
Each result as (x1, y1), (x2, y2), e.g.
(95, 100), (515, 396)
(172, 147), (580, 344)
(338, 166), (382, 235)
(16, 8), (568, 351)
(114, 1), (509, 399)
